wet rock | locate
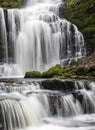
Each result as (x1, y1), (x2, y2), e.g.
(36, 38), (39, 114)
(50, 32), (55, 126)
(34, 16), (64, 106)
(41, 79), (76, 92)
(0, 106), (4, 130)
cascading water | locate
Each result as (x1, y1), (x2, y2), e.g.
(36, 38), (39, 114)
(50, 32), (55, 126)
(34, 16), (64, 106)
(0, 0), (86, 77)
(0, 79), (95, 130)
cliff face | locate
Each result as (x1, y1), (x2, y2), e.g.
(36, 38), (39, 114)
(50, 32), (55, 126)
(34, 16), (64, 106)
(0, 0), (24, 8)
(65, 0), (95, 54)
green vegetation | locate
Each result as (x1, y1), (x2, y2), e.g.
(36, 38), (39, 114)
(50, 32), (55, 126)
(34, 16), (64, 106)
(24, 62), (95, 79)
(25, 71), (42, 78)
(65, 0), (95, 51)
(42, 64), (63, 78)
(0, 0), (24, 8)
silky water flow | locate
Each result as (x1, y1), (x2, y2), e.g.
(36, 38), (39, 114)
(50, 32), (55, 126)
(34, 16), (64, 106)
(0, 80), (95, 130)
(0, 0), (86, 77)
(0, 1), (92, 130)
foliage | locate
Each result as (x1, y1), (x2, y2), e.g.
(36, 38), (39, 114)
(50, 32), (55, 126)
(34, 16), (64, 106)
(0, 0), (24, 8)
(65, 0), (95, 51)
(24, 71), (42, 78)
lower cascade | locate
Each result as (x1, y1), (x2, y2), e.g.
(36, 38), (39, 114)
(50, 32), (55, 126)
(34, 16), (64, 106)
(0, 0), (86, 77)
(0, 79), (95, 130)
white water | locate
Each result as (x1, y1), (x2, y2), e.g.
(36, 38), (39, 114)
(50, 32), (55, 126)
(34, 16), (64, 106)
(0, 0), (86, 77)
(0, 80), (95, 130)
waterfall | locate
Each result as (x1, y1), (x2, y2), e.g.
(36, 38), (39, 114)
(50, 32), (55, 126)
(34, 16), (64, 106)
(0, 0), (86, 77)
(0, 9), (8, 63)
(0, 79), (95, 130)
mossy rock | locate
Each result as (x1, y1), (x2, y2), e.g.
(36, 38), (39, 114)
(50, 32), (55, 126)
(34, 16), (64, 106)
(24, 63), (95, 79)
(63, 66), (72, 72)
(25, 71), (42, 78)
(42, 64), (63, 78)
(75, 66), (87, 76)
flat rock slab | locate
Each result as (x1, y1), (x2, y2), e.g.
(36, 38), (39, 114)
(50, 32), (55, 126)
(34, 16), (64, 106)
(41, 79), (77, 92)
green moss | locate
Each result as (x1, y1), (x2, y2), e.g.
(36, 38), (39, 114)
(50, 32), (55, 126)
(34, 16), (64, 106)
(41, 64), (90, 79)
(24, 62), (95, 79)
(42, 71), (52, 78)
(25, 71), (42, 78)
(63, 66), (72, 72)
(65, 0), (95, 51)
(42, 64), (63, 78)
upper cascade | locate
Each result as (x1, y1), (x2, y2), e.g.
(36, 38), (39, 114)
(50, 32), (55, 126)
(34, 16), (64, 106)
(0, 0), (86, 77)
(26, 0), (62, 6)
